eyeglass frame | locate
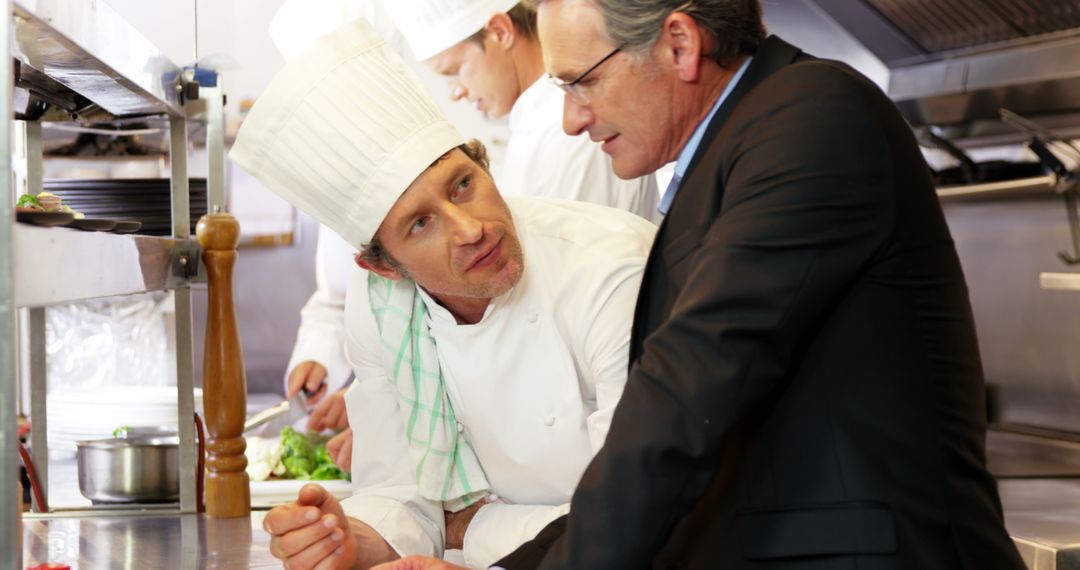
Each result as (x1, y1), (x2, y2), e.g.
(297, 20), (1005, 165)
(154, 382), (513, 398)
(549, 44), (625, 105)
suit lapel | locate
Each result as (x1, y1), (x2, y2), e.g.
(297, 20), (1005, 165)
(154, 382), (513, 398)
(629, 36), (806, 363)
(680, 36), (804, 188)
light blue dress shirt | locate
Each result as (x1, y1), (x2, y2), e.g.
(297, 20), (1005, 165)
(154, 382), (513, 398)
(659, 57), (753, 215)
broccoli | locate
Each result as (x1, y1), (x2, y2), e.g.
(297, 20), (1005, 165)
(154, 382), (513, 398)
(282, 455), (316, 479)
(311, 464), (347, 481)
(275, 426), (350, 481)
(314, 445), (333, 465)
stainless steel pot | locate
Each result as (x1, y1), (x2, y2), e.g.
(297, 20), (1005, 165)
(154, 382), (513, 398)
(76, 435), (180, 503)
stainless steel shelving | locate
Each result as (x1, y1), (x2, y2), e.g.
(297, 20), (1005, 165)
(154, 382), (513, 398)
(12, 0), (185, 118)
(3, 2), (224, 568)
(1, 2), (16, 568)
(12, 226), (197, 306)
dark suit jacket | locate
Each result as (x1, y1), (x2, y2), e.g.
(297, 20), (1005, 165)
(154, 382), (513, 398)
(496, 36), (1025, 569)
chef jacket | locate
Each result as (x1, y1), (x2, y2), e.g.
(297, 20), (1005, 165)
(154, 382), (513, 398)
(339, 197), (656, 567)
(284, 225), (356, 395)
(499, 78), (660, 223)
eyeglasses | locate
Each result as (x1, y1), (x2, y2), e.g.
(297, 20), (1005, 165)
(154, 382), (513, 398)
(549, 45), (624, 105)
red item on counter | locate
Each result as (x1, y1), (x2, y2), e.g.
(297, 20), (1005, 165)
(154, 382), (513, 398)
(28, 563), (72, 570)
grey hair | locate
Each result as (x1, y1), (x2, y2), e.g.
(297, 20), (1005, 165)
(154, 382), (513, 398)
(534, 0), (765, 66)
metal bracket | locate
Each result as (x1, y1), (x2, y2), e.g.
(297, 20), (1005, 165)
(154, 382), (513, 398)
(1058, 184), (1080, 266)
(175, 68), (200, 106)
(1001, 109), (1080, 266)
(171, 240), (201, 282)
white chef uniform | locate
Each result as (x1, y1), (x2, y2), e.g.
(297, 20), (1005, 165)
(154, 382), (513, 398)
(499, 77), (659, 222)
(283, 225), (356, 396)
(231, 18), (657, 569)
(339, 197), (656, 568)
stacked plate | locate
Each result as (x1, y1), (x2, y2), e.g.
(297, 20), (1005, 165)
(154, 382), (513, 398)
(43, 178), (208, 236)
(250, 479), (353, 508)
(46, 386), (203, 457)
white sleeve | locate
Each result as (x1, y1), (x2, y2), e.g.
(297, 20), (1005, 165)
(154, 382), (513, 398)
(461, 503), (571, 568)
(580, 250), (649, 452)
(338, 266), (446, 558)
(284, 225), (355, 394)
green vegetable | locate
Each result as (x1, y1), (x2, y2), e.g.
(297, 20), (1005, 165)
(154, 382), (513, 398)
(16, 194), (40, 208)
(112, 426), (131, 438)
(277, 426), (350, 481)
(314, 445), (333, 466)
(282, 455), (315, 479)
(311, 464), (347, 481)
(281, 426), (314, 458)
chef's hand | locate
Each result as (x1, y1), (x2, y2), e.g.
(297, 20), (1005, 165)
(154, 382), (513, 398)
(443, 498), (488, 550)
(326, 428), (353, 473)
(264, 483), (399, 570)
(307, 388), (349, 432)
(288, 361), (328, 404)
(372, 557), (467, 570)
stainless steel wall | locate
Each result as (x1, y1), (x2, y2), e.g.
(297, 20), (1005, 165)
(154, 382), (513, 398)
(762, 0), (889, 88)
(942, 194), (1080, 434)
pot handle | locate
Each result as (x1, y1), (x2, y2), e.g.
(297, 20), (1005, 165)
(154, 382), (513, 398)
(16, 440), (47, 512)
(195, 412), (206, 513)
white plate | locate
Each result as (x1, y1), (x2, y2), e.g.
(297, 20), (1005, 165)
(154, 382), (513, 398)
(250, 479), (352, 508)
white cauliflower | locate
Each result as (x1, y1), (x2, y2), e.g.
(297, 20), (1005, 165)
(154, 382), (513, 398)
(245, 436), (285, 482)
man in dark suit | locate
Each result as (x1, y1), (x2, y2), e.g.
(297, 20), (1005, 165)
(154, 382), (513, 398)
(376, 0), (1027, 569)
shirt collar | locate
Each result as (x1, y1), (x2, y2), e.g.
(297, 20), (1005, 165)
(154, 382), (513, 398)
(659, 57), (752, 216)
(673, 57), (753, 180)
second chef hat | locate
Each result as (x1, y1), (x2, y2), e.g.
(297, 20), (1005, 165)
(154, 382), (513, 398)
(381, 0), (520, 61)
(229, 17), (463, 248)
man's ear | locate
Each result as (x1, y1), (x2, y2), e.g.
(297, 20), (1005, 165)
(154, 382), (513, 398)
(484, 12), (515, 50)
(354, 253), (404, 281)
(663, 12), (705, 83)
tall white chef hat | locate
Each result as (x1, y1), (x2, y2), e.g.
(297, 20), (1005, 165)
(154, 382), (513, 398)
(230, 17), (463, 248)
(381, 0), (521, 61)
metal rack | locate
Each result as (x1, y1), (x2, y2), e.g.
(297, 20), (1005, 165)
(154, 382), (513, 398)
(2, 2), (225, 567)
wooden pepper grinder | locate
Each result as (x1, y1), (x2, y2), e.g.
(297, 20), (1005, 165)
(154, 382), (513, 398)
(196, 207), (250, 518)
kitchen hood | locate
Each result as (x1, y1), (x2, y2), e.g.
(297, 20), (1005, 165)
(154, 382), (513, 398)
(807, 0), (1080, 144)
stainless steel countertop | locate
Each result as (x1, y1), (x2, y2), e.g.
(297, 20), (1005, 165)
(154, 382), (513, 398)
(23, 511), (278, 569)
(19, 478), (1080, 568)
(1002, 478), (1080, 569)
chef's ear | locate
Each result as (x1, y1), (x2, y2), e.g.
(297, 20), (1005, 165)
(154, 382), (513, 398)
(484, 12), (515, 50)
(663, 12), (705, 83)
(354, 252), (405, 281)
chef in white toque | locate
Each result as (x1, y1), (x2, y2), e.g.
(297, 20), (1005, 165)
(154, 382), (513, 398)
(383, 0), (659, 221)
(266, 0), (410, 456)
(231, 17), (655, 569)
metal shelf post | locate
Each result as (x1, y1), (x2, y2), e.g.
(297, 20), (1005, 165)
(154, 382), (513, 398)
(171, 114), (198, 514)
(1, 0), (19, 567)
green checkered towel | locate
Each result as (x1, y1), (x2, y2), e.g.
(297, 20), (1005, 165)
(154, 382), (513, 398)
(367, 272), (490, 512)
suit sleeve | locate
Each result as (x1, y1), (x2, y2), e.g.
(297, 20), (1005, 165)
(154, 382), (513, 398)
(516, 64), (899, 568)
